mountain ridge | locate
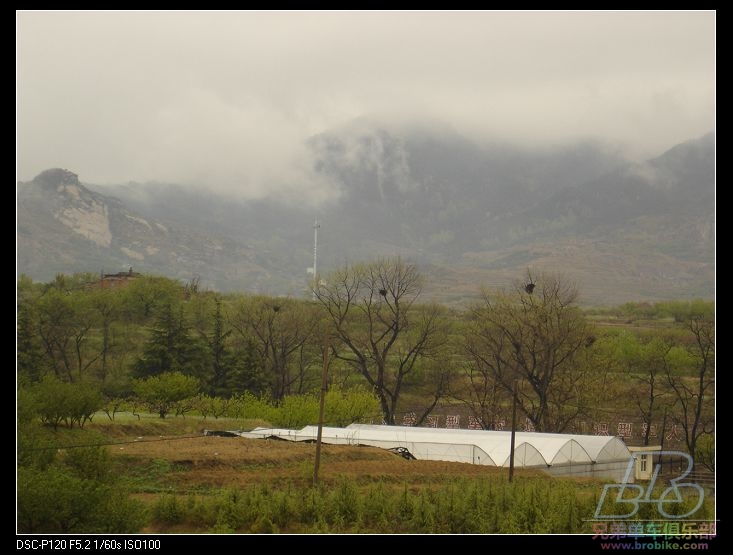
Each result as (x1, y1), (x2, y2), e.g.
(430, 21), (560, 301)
(17, 128), (715, 306)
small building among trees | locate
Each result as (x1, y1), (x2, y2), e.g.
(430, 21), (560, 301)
(97, 267), (141, 289)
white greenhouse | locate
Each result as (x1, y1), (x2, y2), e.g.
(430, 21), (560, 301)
(235, 423), (633, 482)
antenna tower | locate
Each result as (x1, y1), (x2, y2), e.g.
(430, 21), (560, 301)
(313, 219), (320, 300)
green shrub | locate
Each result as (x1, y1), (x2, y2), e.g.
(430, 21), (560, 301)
(17, 465), (144, 533)
(250, 516), (277, 533)
(271, 394), (319, 428)
(151, 494), (183, 525)
(133, 372), (200, 418)
(32, 377), (104, 429)
(61, 444), (111, 481)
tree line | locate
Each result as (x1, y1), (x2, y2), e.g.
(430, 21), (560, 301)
(17, 259), (714, 464)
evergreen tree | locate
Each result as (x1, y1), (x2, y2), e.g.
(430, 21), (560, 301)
(206, 299), (231, 396)
(227, 336), (269, 397)
(17, 300), (47, 384)
(133, 303), (208, 379)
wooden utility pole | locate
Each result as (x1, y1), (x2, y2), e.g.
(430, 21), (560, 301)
(313, 335), (330, 486)
(509, 379), (518, 482)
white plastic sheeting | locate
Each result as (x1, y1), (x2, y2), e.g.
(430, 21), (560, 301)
(237, 423), (631, 469)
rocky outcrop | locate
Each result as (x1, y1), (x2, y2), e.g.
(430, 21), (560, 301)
(32, 169), (114, 247)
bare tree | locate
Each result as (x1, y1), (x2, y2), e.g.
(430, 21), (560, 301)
(230, 296), (321, 401)
(89, 289), (120, 381)
(464, 270), (594, 432)
(37, 290), (103, 382)
(666, 316), (715, 461)
(408, 352), (455, 426)
(314, 257), (447, 424)
(452, 354), (509, 429)
(617, 333), (674, 445)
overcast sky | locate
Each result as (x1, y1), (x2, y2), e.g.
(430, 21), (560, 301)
(17, 10), (715, 200)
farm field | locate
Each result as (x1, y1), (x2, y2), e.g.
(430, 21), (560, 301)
(18, 410), (716, 535)
(95, 414), (553, 485)
(63, 415), (704, 535)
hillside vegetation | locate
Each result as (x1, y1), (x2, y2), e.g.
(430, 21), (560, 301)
(17, 265), (714, 533)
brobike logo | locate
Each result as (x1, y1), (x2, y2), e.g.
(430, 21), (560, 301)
(594, 451), (704, 520)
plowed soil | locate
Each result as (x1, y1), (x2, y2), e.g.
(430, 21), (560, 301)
(110, 433), (515, 491)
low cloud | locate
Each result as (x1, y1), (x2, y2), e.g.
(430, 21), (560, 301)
(17, 10), (715, 198)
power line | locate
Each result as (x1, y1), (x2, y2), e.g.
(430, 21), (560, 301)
(18, 433), (207, 452)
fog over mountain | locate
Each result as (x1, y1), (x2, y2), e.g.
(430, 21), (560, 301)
(17, 11), (715, 201)
(17, 125), (714, 306)
(17, 11), (715, 304)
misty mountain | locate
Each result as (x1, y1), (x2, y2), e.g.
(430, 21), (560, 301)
(305, 122), (634, 255)
(16, 169), (300, 295)
(507, 138), (714, 247)
(17, 126), (714, 306)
